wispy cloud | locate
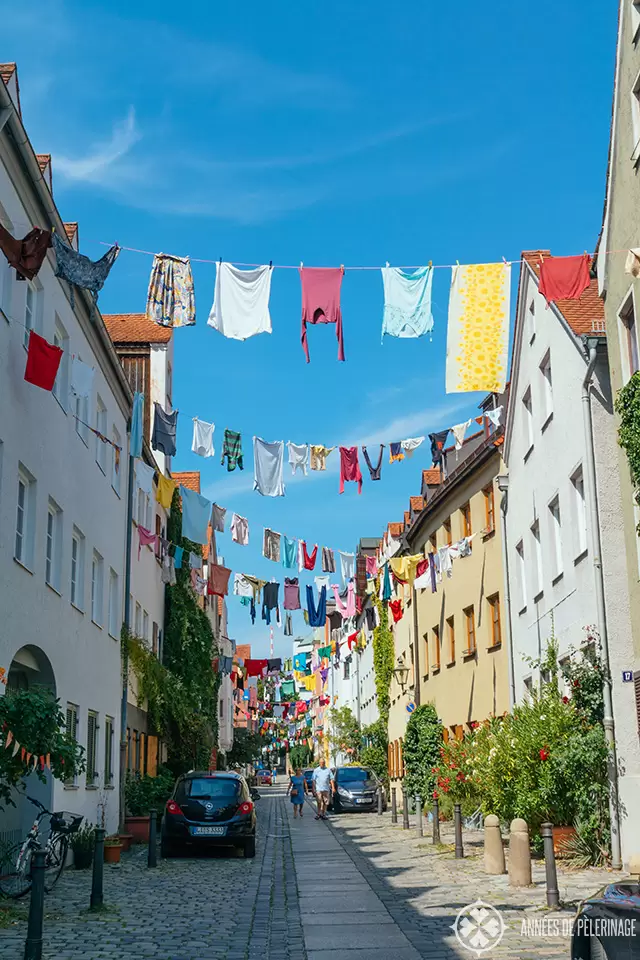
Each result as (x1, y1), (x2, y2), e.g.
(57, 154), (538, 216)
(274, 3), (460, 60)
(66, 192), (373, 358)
(55, 107), (142, 186)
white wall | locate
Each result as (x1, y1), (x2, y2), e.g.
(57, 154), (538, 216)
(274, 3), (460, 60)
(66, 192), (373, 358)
(328, 618), (379, 765)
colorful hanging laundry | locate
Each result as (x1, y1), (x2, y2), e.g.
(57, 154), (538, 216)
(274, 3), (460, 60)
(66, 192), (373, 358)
(451, 419), (472, 451)
(381, 265), (434, 340)
(221, 429), (243, 472)
(211, 503), (227, 533)
(24, 331), (63, 391)
(486, 406), (503, 428)
(362, 445), (384, 480)
(263, 528), (281, 563)
(382, 563), (392, 602)
(389, 442), (404, 464)
(365, 556), (378, 578)
(0, 223), (50, 280)
(137, 525), (157, 558)
(135, 459), (155, 495)
(52, 233), (119, 303)
(70, 357), (94, 399)
(233, 573), (254, 597)
(539, 253), (591, 305)
(281, 680), (295, 698)
(300, 266), (345, 362)
(262, 582), (280, 625)
(310, 445), (335, 471)
(301, 542), (317, 571)
(130, 392), (144, 459)
(208, 261), (272, 340)
(322, 547), (336, 573)
(339, 551), (355, 583)
(253, 437), (285, 497)
(389, 599), (404, 623)
(390, 555), (423, 586)
(245, 659), (269, 677)
(284, 577), (301, 610)
(332, 582), (356, 619)
(282, 536), (297, 569)
(156, 473), (176, 509)
(293, 652), (309, 672)
(315, 575), (330, 593)
(231, 513), (249, 545)
(306, 584), (326, 627)
(152, 403), (178, 457)
(400, 437), (425, 457)
(172, 545), (184, 569)
(446, 262), (511, 394)
(429, 430), (449, 466)
(192, 418), (215, 458)
(161, 554), (177, 585)
(189, 551), (202, 570)
(146, 253), (195, 327)
(288, 442), (309, 476)
(180, 486), (211, 545)
(625, 249), (640, 277)
(339, 447), (362, 494)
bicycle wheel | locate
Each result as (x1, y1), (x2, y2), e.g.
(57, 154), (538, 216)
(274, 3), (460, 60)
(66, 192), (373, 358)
(44, 834), (68, 892)
(0, 841), (34, 899)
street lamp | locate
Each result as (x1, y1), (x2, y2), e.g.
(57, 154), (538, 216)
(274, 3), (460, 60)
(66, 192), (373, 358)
(393, 661), (410, 692)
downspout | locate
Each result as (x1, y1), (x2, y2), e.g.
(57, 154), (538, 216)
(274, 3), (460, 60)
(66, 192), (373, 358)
(411, 584), (422, 706)
(118, 448), (135, 833)
(582, 338), (622, 870)
(497, 480), (516, 708)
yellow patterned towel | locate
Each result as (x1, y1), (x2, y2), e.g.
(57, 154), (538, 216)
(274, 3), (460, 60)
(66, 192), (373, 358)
(446, 263), (511, 393)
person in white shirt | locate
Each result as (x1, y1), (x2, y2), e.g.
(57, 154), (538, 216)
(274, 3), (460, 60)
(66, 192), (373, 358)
(312, 759), (335, 820)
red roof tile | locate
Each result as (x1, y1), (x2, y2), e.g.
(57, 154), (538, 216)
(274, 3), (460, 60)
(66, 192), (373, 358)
(422, 469), (441, 487)
(0, 63), (16, 83)
(410, 496), (424, 513)
(236, 644), (252, 662)
(522, 251), (605, 337)
(36, 154), (50, 173)
(172, 471), (200, 493)
(388, 522), (404, 538)
(404, 510), (410, 526)
(64, 222), (78, 245)
(103, 313), (173, 345)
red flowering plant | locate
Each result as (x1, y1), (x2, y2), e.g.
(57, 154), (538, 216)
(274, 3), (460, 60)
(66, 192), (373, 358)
(432, 732), (480, 805)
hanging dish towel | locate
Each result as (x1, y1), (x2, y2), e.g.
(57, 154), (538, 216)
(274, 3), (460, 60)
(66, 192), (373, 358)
(208, 261), (272, 339)
(381, 265), (433, 340)
(446, 262), (510, 394)
(253, 437), (285, 497)
(146, 253), (195, 327)
(322, 547), (336, 573)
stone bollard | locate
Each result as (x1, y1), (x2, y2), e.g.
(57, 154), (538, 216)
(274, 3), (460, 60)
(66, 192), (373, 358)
(377, 785), (383, 815)
(432, 797), (441, 845)
(402, 788), (410, 829)
(541, 823), (560, 907)
(391, 787), (398, 824)
(508, 818), (532, 887)
(147, 810), (157, 868)
(415, 796), (423, 837)
(24, 847), (46, 960)
(90, 828), (105, 909)
(454, 803), (464, 858)
(483, 815), (506, 875)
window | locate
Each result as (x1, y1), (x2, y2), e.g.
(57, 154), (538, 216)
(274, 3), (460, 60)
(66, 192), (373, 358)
(104, 716), (114, 786)
(155, 514), (162, 559)
(137, 487), (146, 526)
(52, 317), (69, 409)
(111, 427), (121, 495)
(463, 606), (476, 654)
(65, 704), (79, 786)
(432, 625), (441, 671)
(515, 540), (526, 611)
(91, 550), (104, 626)
(484, 485), (495, 533)
(74, 384), (89, 444)
(70, 526), (85, 609)
(460, 502), (472, 538)
(95, 396), (108, 473)
(571, 466), (588, 558)
(15, 466), (35, 569)
(108, 569), (119, 638)
(45, 498), (62, 592)
(548, 497), (563, 579)
(86, 711), (98, 787)
(618, 290), (639, 383)
(135, 602), (142, 638)
(633, 1), (640, 42)
(344, 658), (351, 680)
(0, 208), (13, 319)
(443, 518), (452, 546)
(631, 69), (640, 162)
(530, 520), (543, 599)
(523, 677), (534, 699)
(23, 282), (37, 348)
(540, 351), (553, 423)
(522, 387), (533, 454)
(143, 610), (149, 643)
(447, 616), (455, 663)
(152, 622), (159, 657)
(528, 298), (536, 343)
(488, 594), (502, 647)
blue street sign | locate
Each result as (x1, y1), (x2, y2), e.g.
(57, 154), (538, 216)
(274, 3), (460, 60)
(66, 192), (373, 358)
(622, 670), (633, 683)
(406, 702), (416, 713)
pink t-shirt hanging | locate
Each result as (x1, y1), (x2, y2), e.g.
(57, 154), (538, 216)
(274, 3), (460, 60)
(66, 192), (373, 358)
(300, 266), (345, 362)
(538, 253), (591, 304)
(339, 446), (362, 494)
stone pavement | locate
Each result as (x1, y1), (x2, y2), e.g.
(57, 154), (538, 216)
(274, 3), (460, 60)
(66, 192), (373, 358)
(0, 785), (626, 959)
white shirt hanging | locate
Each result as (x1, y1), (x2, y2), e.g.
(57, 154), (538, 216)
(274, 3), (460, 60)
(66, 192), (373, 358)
(70, 356), (95, 399)
(288, 442), (309, 476)
(192, 418), (215, 458)
(400, 437), (425, 457)
(208, 262), (272, 340)
(451, 419), (472, 451)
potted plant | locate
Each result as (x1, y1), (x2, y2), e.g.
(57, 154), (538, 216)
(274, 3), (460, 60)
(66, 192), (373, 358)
(103, 835), (123, 864)
(70, 823), (95, 869)
(124, 768), (174, 843)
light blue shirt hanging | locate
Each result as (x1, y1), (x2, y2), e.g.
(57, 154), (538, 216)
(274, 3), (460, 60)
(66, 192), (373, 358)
(180, 486), (211, 545)
(282, 536), (297, 568)
(381, 265), (434, 341)
(130, 392), (144, 459)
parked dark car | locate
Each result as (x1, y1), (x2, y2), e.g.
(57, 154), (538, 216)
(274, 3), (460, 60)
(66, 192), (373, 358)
(571, 883), (640, 959)
(161, 771), (258, 858)
(303, 769), (315, 795)
(328, 766), (386, 813)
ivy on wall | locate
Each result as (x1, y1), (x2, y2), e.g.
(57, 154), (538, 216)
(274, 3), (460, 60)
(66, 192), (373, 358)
(372, 597), (394, 721)
(615, 372), (640, 532)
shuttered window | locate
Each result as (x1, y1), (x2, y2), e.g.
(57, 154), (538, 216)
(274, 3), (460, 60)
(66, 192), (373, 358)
(86, 711), (98, 787)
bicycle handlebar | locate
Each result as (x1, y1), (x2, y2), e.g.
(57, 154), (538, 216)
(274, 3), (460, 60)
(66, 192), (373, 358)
(27, 795), (48, 813)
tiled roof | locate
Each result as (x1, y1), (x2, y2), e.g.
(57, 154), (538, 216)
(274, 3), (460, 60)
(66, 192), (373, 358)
(0, 63), (16, 83)
(36, 154), (51, 173)
(522, 251), (605, 337)
(388, 522), (404, 538)
(103, 313), (173, 345)
(236, 644), (252, 662)
(404, 510), (410, 527)
(410, 496), (424, 512)
(172, 471), (200, 493)
(422, 469), (441, 486)
(64, 223), (78, 245)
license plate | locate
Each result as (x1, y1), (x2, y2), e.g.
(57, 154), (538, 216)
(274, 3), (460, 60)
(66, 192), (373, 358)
(191, 825), (226, 836)
(356, 798), (370, 804)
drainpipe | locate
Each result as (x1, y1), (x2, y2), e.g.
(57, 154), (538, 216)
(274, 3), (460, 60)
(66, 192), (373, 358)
(497, 477), (516, 708)
(411, 585), (422, 706)
(118, 449), (135, 833)
(582, 338), (622, 870)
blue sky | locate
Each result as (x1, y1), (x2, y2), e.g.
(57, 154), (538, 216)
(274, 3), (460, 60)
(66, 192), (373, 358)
(3, 0), (615, 658)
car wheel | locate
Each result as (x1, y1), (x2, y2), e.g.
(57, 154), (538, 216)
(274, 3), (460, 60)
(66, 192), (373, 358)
(243, 837), (256, 859)
(589, 939), (609, 960)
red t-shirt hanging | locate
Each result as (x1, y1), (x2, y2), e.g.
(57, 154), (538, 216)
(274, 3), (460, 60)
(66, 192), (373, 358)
(302, 542), (318, 570)
(389, 599), (404, 623)
(300, 266), (345, 363)
(24, 330), (63, 391)
(538, 253), (591, 304)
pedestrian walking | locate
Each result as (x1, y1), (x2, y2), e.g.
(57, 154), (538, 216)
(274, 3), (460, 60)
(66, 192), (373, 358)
(312, 759), (335, 821)
(287, 767), (308, 818)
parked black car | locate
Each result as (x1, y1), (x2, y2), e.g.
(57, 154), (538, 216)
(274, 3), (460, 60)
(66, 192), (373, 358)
(328, 766), (385, 812)
(161, 771), (258, 858)
(571, 883), (640, 959)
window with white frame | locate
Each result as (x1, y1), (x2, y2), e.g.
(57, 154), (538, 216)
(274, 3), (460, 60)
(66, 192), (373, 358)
(515, 540), (526, 610)
(540, 351), (553, 423)
(45, 498), (63, 592)
(571, 466), (588, 558)
(108, 568), (119, 638)
(74, 359), (90, 444)
(71, 526), (85, 609)
(111, 427), (121, 495)
(15, 465), (36, 569)
(618, 289), (639, 384)
(530, 520), (543, 599)
(143, 609), (149, 644)
(65, 704), (79, 786)
(137, 487), (145, 526)
(145, 493), (153, 531)
(86, 711), (99, 787)
(631, 69), (640, 162)
(0, 206), (13, 319)
(95, 396), (108, 473)
(91, 550), (104, 626)
(522, 387), (533, 454)
(104, 716), (114, 786)
(23, 281), (38, 348)
(52, 317), (69, 410)
(135, 601), (142, 638)
(548, 496), (563, 579)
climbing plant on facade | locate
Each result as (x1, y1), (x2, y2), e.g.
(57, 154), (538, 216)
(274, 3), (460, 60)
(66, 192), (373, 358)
(372, 598), (394, 720)
(615, 372), (640, 530)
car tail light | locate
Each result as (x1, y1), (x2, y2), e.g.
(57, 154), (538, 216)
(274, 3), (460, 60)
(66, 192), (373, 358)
(238, 800), (253, 815)
(166, 800), (182, 816)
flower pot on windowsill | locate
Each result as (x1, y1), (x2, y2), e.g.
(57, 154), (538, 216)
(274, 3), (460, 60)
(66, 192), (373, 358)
(552, 825), (577, 857)
(103, 839), (122, 864)
(119, 833), (133, 853)
(124, 815), (150, 843)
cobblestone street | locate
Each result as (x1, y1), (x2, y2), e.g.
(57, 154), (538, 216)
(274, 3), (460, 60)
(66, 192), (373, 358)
(0, 787), (621, 959)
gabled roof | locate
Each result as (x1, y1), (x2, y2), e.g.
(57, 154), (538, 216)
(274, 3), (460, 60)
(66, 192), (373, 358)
(422, 468), (441, 487)
(64, 222), (78, 245)
(0, 63), (16, 82)
(410, 496), (424, 513)
(521, 251), (605, 337)
(172, 471), (200, 493)
(1, 63), (22, 119)
(388, 522), (404, 538)
(103, 313), (173, 345)
(36, 154), (50, 173)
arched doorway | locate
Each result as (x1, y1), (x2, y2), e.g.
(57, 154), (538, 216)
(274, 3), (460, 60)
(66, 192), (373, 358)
(2, 646), (57, 842)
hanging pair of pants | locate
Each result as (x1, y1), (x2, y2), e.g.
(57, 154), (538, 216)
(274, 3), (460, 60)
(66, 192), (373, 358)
(306, 584), (326, 627)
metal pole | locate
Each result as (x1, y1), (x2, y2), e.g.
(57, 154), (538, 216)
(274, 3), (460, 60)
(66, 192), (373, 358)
(355, 646), (361, 727)
(402, 788), (410, 829)
(377, 785), (383, 816)
(391, 787), (397, 824)
(454, 803), (464, 858)
(411, 585), (421, 706)
(415, 796), (423, 837)
(90, 828), (105, 910)
(119, 450), (135, 833)
(147, 810), (157, 868)
(541, 823), (560, 908)
(432, 797), (441, 844)
(24, 847), (45, 960)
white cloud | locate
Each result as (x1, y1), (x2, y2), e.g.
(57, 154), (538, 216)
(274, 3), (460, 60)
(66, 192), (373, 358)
(55, 107), (142, 186)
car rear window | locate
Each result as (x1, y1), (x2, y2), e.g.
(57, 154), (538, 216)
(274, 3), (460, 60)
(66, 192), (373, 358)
(179, 778), (241, 800)
(337, 768), (373, 782)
